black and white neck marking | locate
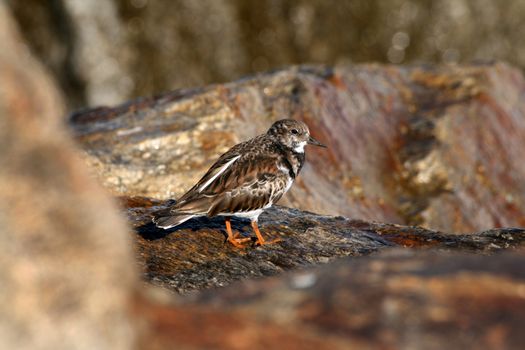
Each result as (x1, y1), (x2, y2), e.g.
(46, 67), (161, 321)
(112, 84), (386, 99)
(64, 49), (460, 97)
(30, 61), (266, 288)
(274, 140), (306, 179)
(293, 141), (307, 153)
(288, 150), (305, 179)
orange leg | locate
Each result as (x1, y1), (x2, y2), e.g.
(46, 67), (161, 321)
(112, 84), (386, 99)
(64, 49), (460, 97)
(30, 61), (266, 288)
(225, 218), (251, 248)
(251, 220), (281, 246)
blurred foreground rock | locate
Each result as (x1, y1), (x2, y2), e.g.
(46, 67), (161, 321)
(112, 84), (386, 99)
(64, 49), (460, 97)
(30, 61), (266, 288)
(137, 250), (525, 350)
(124, 196), (524, 293)
(0, 4), (135, 349)
(72, 62), (525, 233)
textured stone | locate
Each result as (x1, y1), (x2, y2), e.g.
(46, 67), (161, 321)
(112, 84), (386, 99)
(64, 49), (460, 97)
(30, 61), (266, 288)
(136, 250), (525, 350)
(124, 196), (524, 294)
(126, 196), (524, 348)
(72, 63), (525, 233)
(0, 4), (136, 349)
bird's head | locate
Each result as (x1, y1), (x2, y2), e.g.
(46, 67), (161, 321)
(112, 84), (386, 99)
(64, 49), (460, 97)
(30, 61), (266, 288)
(267, 119), (326, 152)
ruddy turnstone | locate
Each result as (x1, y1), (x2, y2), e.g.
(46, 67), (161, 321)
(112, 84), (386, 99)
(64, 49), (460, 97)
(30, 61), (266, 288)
(152, 119), (326, 248)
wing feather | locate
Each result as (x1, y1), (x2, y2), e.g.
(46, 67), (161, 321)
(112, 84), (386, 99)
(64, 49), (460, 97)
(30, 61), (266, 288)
(206, 157), (291, 216)
(198, 155), (240, 193)
(171, 136), (291, 216)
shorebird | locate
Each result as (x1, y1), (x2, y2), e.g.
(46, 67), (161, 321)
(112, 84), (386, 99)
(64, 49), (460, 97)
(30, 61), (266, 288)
(153, 119), (326, 247)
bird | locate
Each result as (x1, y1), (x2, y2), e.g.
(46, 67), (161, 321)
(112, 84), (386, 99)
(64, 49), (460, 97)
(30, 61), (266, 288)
(152, 119), (326, 248)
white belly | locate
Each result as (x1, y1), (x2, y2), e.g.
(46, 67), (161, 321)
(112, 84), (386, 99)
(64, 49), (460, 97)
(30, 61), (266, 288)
(230, 209), (264, 221)
(219, 201), (273, 222)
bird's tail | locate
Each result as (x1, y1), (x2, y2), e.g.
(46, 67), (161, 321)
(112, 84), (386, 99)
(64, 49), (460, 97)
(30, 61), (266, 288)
(152, 208), (196, 229)
(153, 196), (213, 229)
(153, 213), (195, 229)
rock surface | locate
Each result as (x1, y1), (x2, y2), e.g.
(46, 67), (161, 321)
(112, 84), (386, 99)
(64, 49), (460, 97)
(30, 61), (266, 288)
(125, 197), (525, 349)
(72, 63), (525, 233)
(136, 250), (525, 350)
(0, 4), (136, 349)
(124, 196), (524, 294)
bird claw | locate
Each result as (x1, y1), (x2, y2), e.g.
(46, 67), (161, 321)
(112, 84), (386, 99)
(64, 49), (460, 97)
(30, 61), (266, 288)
(227, 237), (251, 248)
(226, 234), (251, 248)
(254, 237), (282, 246)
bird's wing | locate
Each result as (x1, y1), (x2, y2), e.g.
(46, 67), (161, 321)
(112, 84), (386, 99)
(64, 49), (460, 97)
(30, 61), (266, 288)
(206, 170), (282, 217)
(174, 147), (287, 215)
(179, 150), (244, 201)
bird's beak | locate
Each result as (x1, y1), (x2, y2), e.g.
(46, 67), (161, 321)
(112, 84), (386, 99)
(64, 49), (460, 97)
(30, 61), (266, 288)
(307, 136), (327, 148)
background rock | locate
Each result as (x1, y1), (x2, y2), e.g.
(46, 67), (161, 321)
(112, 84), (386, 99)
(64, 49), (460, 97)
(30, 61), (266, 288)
(8, 0), (525, 109)
(0, 4), (136, 349)
(71, 63), (525, 233)
(125, 196), (524, 294)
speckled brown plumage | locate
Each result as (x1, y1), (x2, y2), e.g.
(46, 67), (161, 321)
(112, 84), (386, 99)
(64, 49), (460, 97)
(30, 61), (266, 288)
(153, 119), (326, 247)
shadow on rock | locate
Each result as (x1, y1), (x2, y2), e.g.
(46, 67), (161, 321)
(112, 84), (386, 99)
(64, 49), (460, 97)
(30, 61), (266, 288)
(137, 215), (252, 242)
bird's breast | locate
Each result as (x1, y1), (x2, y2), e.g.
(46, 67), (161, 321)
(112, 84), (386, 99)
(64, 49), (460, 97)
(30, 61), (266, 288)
(286, 152), (305, 178)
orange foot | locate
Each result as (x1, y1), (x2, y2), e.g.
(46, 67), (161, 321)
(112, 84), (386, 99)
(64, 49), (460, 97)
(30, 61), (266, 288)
(225, 218), (250, 248)
(227, 236), (251, 248)
(252, 221), (282, 246)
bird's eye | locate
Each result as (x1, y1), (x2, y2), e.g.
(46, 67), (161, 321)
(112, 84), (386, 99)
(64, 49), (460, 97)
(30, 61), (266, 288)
(291, 129), (299, 135)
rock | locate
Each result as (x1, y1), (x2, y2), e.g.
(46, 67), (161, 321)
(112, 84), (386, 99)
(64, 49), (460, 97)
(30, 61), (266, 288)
(72, 63), (525, 233)
(6, 0), (87, 108)
(8, 1), (525, 108)
(60, 0), (132, 106)
(126, 196), (524, 347)
(124, 196), (524, 294)
(135, 249), (525, 350)
(0, 4), (136, 349)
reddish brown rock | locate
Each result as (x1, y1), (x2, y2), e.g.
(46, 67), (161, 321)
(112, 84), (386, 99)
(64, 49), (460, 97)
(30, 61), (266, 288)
(124, 196), (524, 294)
(72, 63), (525, 233)
(125, 196), (525, 348)
(136, 250), (525, 350)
